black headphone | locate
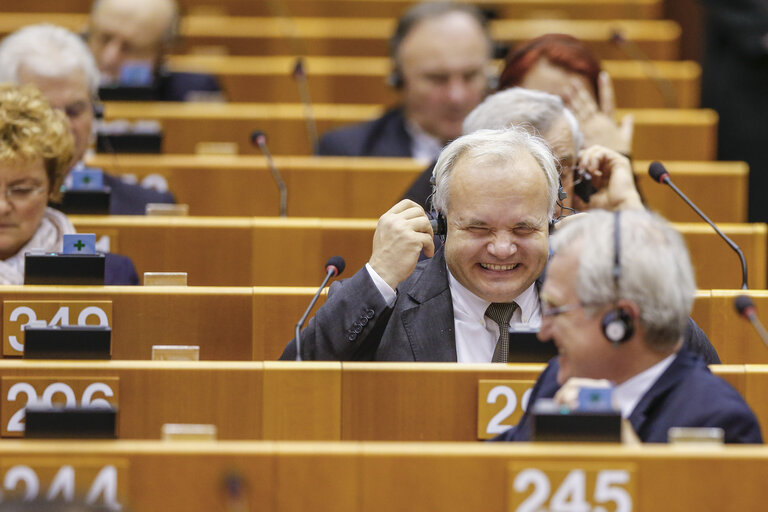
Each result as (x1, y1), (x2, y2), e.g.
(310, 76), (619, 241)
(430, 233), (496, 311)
(601, 211), (634, 345)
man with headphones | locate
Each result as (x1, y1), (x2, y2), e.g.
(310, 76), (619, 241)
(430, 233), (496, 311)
(316, 2), (492, 159)
(493, 210), (761, 443)
(86, 0), (222, 101)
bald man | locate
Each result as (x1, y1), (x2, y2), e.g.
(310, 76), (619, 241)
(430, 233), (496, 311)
(316, 2), (492, 160)
(87, 0), (222, 101)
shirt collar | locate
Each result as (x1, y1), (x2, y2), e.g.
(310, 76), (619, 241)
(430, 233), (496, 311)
(612, 352), (677, 418)
(447, 267), (540, 325)
(404, 118), (444, 163)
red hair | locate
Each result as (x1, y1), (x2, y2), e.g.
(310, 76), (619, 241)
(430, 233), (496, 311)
(498, 34), (602, 99)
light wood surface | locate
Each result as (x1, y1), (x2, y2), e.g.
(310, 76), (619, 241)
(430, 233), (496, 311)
(100, 101), (718, 160)
(6, 0), (663, 19)
(0, 14), (681, 59)
(0, 361), (762, 442)
(86, 154), (747, 222)
(165, 55), (701, 108)
(68, 215), (766, 289)
(700, 291), (768, 365)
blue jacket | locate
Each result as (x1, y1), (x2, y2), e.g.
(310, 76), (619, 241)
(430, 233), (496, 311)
(316, 107), (413, 157)
(492, 350), (762, 443)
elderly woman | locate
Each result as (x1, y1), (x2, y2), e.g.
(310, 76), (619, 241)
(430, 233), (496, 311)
(0, 83), (137, 284)
(498, 33), (633, 156)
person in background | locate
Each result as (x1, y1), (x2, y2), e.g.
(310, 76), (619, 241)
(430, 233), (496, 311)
(0, 23), (176, 215)
(498, 34), (633, 156)
(0, 83), (137, 284)
(316, 1), (492, 160)
(86, 0), (223, 101)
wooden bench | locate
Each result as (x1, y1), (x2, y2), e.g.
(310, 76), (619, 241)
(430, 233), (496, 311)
(100, 101), (718, 160)
(86, 155), (747, 222)
(165, 55), (701, 108)
(0, 14), (681, 59)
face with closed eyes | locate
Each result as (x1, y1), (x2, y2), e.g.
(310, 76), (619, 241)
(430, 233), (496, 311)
(443, 150), (550, 302)
(0, 159), (51, 261)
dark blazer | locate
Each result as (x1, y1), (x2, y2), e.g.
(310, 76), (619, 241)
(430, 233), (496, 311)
(103, 173), (175, 215)
(280, 249), (719, 363)
(492, 350), (762, 443)
(104, 253), (139, 285)
(157, 70), (223, 102)
(316, 107), (413, 157)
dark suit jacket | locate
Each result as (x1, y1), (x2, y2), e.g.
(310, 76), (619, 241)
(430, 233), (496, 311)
(157, 70), (223, 102)
(280, 249), (719, 363)
(104, 253), (139, 285)
(103, 173), (175, 215)
(492, 350), (762, 443)
(316, 107), (413, 157)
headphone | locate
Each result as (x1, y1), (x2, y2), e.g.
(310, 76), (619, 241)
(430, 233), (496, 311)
(601, 211), (634, 345)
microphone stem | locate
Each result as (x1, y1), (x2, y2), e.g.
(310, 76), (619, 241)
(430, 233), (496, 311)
(260, 142), (287, 217)
(749, 316), (768, 349)
(294, 269), (334, 361)
(665, 178), (748, 290)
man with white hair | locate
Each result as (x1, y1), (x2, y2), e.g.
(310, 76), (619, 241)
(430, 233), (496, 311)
(86, 0), (221, 101)
(0, 23), (175, 214)
(494, 210), (760, 443)
(283, 127), (562, 361)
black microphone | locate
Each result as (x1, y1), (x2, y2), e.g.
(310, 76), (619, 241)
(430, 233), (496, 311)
(250, 130), (287, 217)
(734, 295), (768, 348)
(648, 161), (748, 290)
(292, 58), (319, 152)
(294, 256), (346, 361)
(610, 29), (678, 108)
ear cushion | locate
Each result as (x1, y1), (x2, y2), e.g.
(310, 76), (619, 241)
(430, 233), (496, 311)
(601, 308), (634, 344)
(388, 69), (404, 89)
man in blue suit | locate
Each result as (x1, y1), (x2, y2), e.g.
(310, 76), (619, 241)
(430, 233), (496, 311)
(317, 2), (491, 160)
(493, 209), (762, 444)
(0, 24), (176, 215)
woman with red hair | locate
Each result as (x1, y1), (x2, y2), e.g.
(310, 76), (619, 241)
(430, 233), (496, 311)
(498, 34), (633, 155)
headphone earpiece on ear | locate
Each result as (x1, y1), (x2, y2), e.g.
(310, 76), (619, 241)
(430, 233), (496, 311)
(387, 69), (404, 89)
(558, 183), (567, 201)
(601, 307), (634, 345)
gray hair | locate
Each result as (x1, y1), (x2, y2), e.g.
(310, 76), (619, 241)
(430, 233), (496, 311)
(90, 0), (181, 47)
(551, 209), (696, 351)
(0, 24), (100, 96)
(462, 87), (584, 150)
(431, 127), (559, 220)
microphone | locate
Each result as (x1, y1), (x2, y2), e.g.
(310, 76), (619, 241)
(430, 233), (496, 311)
(292, 58), (319, 152)
(294, 256), (346, 361)
(734, 295), (768, 348)
(250, 130), (287, 217)
(610, 29), (678, 108)
(648, 161), (748, 290)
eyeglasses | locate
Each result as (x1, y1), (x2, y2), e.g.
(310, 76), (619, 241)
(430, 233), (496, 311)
(0, 184), (47, 203)
(539, 298), (586, 318)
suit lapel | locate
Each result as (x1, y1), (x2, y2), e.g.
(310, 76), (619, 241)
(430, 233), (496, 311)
(400, 250), (457, 361)
(627, 351), (695, 435)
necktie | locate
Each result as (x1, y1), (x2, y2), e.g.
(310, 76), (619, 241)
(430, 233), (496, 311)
(485, 302), (518, 363)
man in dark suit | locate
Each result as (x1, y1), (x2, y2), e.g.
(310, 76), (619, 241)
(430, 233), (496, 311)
(316, 2), (491, 160)
(493, 209), (761, 443)
(0, 24), (176, 215)
(86, 0), (223, 102)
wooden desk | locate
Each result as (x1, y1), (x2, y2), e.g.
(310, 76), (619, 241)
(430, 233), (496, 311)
(0, 14), (680, 59)
(165, 55), (701, 108)
(70, 215), (767, 289)
(87, 155), (747, 222)
(9, 0), (663, 19)
(699, 291), (768, 365)
(101, 101), (718, 161)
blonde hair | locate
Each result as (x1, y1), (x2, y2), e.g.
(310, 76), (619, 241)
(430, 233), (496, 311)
(0, 83), (74, 201)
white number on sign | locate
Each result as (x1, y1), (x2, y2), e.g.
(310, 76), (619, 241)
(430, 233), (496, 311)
(7, 306), (109, 352)
(1, 465), (121, 510)
(6, 382), (115, 432)
(485, 385), (532, 435)
(514, 469), (632, 512)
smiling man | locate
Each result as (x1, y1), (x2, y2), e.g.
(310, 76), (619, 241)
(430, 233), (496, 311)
(281, 127), (558, 361)
(493, 210), (761, 443)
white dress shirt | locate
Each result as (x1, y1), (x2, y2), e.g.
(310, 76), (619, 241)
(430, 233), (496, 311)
(404, 119), (444, 163)
(365, 263), (542, 362)
(612, 353), (676, 418)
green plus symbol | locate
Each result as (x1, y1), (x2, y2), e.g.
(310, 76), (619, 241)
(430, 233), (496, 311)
(83, 176), (91, 184)
(73, 240), (86, 251)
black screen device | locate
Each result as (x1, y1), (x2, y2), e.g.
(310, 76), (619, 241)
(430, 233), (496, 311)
(507, 330), (558, 363)
(24, 405), (117, 439)
(23, 325), (112, 360)
(96, 132), (163, 154)
(531, 399), (622, 442)
(98, 84), (159, 101)
(573, 167), (597, 203)
(24, 253), (106, 285)
(58, 188), (111, 215)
